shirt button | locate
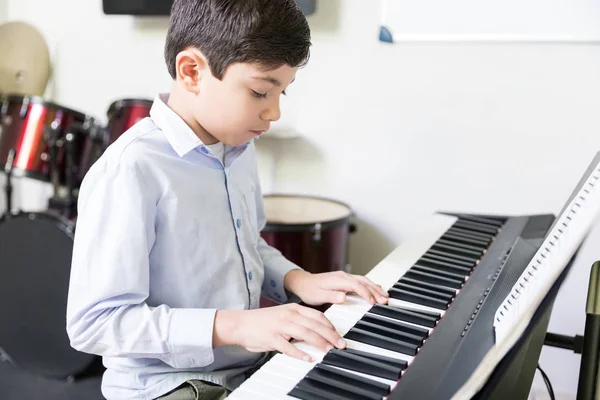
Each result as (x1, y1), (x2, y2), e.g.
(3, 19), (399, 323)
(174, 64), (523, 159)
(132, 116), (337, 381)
(248, 271), (253, 281)
(201, 146), (209, 154)
(236, 219), (242, 228)
(270, 280), (276, 288)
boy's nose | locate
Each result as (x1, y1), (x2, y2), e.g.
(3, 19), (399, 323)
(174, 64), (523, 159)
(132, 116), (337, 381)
(262, 101), (281, 122)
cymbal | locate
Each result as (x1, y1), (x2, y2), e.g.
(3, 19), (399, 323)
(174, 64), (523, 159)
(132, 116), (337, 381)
(0, 21), (51, 97)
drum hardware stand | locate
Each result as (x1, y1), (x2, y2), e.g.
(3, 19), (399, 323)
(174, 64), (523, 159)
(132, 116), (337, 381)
(543, 261), (600, 400)
(3, 148), (16, 219)
(63, 128), (77, 215)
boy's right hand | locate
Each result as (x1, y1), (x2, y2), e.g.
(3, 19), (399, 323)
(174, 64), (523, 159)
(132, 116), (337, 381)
(213, 304), (346, 362)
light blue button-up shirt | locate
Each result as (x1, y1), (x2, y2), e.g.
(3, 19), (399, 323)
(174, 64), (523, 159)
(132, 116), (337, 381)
(66, 94), (300, 400)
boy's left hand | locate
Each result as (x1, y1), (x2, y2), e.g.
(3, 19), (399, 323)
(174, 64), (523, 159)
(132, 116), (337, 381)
(284, 270), (389, 306)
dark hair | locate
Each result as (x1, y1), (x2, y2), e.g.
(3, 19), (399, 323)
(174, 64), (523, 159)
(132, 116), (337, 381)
(165, 0), (312, 80)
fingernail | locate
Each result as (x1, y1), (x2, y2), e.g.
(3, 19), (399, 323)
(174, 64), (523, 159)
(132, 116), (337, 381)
(337, 339), (346, 348)
(303, 354), (311, 362)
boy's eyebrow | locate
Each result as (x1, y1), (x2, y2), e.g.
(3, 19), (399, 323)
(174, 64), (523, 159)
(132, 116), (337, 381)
(253, 76), (295, 87)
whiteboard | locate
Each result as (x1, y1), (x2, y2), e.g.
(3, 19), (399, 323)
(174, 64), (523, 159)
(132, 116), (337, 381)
(380, 0), (600, 43)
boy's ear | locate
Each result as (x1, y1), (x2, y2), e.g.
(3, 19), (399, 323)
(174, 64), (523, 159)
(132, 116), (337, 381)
(175, 47), (210, 93)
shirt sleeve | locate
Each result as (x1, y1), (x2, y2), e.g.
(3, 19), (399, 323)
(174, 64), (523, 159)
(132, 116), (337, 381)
(66, 161), (215, 369)
(253, 184), (303, 304)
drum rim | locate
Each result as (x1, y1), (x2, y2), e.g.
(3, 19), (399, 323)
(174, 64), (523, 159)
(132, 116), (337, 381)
(107, 98), (154, 115)
(2, 94), (91, 120)
(262, 193), (354, 231)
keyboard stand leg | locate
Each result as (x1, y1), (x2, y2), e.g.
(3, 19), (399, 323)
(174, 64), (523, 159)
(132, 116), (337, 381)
(576, 261), (600, 400)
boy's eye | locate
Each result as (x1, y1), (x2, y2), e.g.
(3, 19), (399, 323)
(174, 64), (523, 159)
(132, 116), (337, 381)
(251, 90), (267, 98)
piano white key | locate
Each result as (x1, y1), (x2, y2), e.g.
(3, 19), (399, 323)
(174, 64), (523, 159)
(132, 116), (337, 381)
(234, 359), (308, 398)
(346, 338), (415, 364)
(269, 353), (316, 373)
(229, 384), (295, 400)
(326, 364), (398, 388)
(387, 297), (447, 317)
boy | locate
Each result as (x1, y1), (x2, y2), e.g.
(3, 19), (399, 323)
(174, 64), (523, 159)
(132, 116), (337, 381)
(66, 0), (388, 399)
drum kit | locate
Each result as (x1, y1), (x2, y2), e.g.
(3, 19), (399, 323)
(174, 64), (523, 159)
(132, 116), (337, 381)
(0, 19), (154, 383)
(0, 20), (358, 390)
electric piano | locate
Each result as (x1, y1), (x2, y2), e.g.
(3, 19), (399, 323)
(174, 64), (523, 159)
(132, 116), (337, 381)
(229, 212), (552, 399)
(230, 153), (600, 400)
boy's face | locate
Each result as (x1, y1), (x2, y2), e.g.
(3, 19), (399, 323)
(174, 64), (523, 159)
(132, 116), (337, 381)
(193, 61), (297, 146)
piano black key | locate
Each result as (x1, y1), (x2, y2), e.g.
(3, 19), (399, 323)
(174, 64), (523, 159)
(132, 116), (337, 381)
(431, 242), (483, 258)
(436, 239), (486, 254)
(407, 267), (464, 289)
(369, 304), (440, 328)
(417, 257), (473, 274)
(421, 252), (476, 268)
(453, 220), (499, 235)
(290, 379), (370, 400)
(307, 363), (390, 398)
(369, 304), (441, 328)
(388, 287), (449, 310)
(457, 214), (504, 228)
(361, 313), (429, 339)
(398, 276), (457, 297)
(289, 386), (332, 400)
(345, 327), (419, 356)
(447, 227), (493, 242)
(393, 282), (454, 303)
(322, 349), (405, 381)
(442, 232), (489, 247)
(343, 347), (409, 370)
(354, 320), (424, 345)
(412, 264), (469, 281)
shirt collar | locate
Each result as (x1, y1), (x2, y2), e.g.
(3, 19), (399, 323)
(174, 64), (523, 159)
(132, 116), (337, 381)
(149, 93), (204, 157)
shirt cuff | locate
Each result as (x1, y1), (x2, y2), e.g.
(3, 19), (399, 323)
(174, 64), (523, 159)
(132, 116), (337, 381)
(168, 308), (216, 369)
(262, 257), (302, 304)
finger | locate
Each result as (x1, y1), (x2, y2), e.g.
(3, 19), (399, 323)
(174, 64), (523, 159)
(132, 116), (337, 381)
(294, 305), (337, 331)
(346, 279), (377, 304)
(295, 314), (346, 350)
(284, 322), (334, 353)
(274, 336), (312, 362)
(320, 277), (376, 304)
(367, 285), (388, 304)
(355, 277), (389, 303)
(355, 275), (389, 298)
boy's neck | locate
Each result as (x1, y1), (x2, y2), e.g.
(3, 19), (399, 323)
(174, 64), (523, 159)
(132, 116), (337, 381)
(166, 84), (219, 145)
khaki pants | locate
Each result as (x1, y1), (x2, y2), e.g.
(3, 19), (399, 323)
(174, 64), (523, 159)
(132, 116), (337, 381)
(157, 351), (277, 400)
(156, 380), (230, 400)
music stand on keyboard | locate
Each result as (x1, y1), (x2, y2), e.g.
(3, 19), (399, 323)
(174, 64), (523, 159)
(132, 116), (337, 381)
(472, 247), (580, 399)
(473, 252), (600, 400)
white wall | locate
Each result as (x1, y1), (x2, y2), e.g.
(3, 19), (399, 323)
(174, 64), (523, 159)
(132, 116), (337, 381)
(0, 0), (7, 21)
(3, 0), (600, 398)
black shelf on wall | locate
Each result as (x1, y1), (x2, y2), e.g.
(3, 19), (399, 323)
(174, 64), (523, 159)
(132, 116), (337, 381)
(102, 0), (316, 16)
